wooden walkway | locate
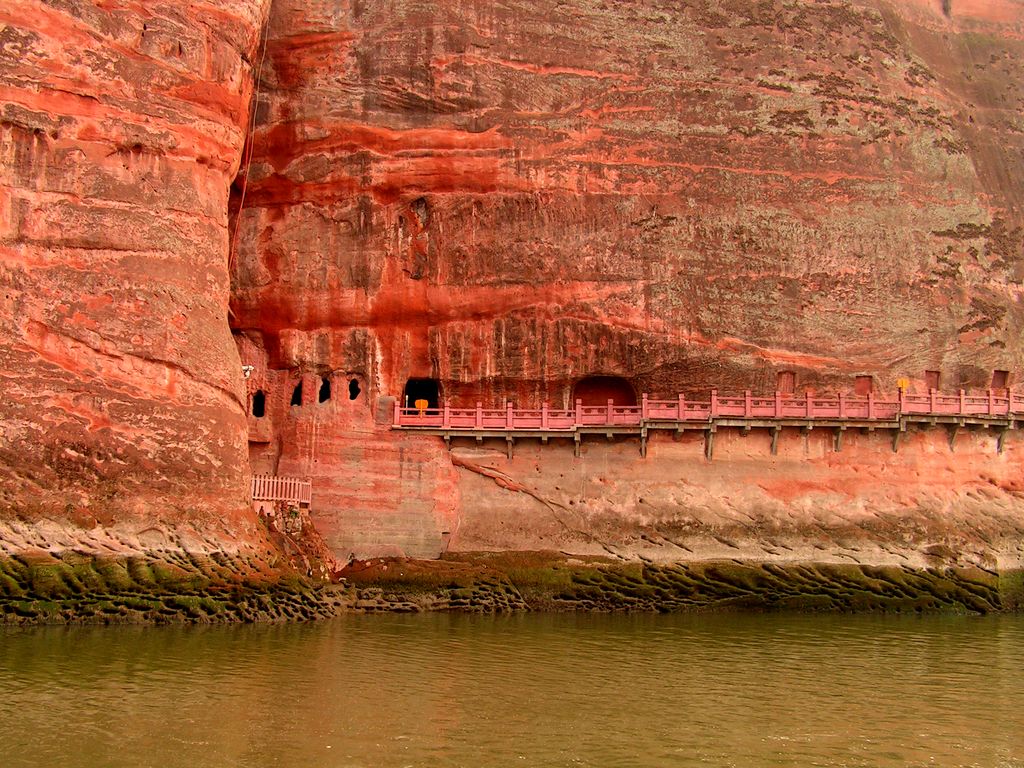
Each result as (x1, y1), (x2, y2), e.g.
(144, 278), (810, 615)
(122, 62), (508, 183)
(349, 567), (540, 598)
(393, 390), (1023, 459)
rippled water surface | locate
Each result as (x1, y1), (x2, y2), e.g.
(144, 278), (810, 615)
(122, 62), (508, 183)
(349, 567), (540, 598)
(2, 612), (1023, 767)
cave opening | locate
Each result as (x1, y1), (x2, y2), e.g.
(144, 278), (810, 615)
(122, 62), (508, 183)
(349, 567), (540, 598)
(992, 369), (1009, 390)
(572, 376), (637, 406)
(252, 390), (265, 418)
(404, 378), (440, 410)
(319, 376), (331, 403)
(290, 381), (303, 406)
(349, 379), (361, 400)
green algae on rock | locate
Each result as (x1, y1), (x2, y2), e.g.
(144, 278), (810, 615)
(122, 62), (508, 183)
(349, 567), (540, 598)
(339, 552), (1020, 615)
(0, 553), (348, 626)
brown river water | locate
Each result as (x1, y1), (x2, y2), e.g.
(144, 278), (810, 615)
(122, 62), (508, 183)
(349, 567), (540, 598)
(1, 612), (1022, 767)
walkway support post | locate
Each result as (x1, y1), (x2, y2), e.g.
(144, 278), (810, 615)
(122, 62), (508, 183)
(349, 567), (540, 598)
(506, 400), (513, 428)
(607, 398), (614, 425)
(443, 399), (451, 428)
(393, 398), (401, 426)
(930, 388), (937, 413)
(775, 390), (782, 418)
(542, 402), (549, 429)
(868, 391), (875, 420)
(475, 402), (482, 428)
(988, 389), (995, 416)
(806, 389), (813, 418)
(575, 399), (582, 426)
(678, 393), (686, 420)
(959, 389), (966, 416)
(744, 390), (752, 418)
(641, 393), (648, 421)
(838, 391), (846, 419)
(710, 389), (719, 418)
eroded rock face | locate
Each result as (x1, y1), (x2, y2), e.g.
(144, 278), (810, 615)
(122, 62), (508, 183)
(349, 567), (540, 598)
(0, 0), (275, 564)
(230, 0), (1024, 565)
(3, 0), (1023, 590)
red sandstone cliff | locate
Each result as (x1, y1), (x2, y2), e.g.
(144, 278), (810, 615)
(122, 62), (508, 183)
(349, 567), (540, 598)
(0, 0), (277, 566)
(3, 0), (1024, 590)
(228, 0), (1024, 565)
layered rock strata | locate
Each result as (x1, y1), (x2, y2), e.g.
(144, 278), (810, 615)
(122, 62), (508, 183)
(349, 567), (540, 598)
(2, 0), (1024, 617)
(230, 0), (1024, 588)
(0, 0), (305, 593)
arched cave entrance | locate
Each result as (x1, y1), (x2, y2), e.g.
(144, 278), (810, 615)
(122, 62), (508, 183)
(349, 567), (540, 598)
(572, 376), (637, 406)
(404, 378), (440, 409)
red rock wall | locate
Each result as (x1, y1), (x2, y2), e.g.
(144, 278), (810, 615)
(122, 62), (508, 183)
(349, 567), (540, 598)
(0, 1), (274, 561)
(447, 428), (1024, 574)
(227, 0), (1024, 561)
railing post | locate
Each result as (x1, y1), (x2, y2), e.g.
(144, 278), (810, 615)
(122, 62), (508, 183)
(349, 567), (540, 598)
(607, 398), (614, 425)
(678, 393), (686, 421)
(868, 391), (875, 420)
(542, 402), (549, 429)
(394, 398), (401, 425)
(506, 400), (513, 428)
(806, 389), (812, 418)
(959, 389), (966, 415)
(838, 391), (845, 419)
(988, 388), (995, 416)
(930, 388), (937, 413)
(641, 393), (648, 420)
(710, 389), (718, 418)
(898, 386), (905, 416)
(443, 398), (450, 428)
(775, 390), (782, 418)
(476, 402), (482, 428)
(744, 390), (752, 418)
(575, 398), (582, 426)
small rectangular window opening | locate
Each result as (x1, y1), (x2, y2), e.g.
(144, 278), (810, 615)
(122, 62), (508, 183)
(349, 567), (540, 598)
(925, 370), (941, 391)
(992, 370), (1009, 390)
(854, 376), (873, 396)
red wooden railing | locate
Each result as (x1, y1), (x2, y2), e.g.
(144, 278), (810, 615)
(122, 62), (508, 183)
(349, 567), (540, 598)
(394, 389), (1023, 430)
(250, 474), (312, 505)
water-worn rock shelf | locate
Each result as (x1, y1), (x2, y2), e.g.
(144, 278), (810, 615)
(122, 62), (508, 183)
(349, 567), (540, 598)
(340, 552), (1023, 615)
(0, 552), (347, 626)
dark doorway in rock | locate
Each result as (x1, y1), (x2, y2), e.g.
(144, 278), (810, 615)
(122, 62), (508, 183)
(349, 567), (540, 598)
(319, 376), (331, 403)
(573, 376), (637, 406)
(404, 378), (440, 409)
(349, 379), (361, 400)
(252, 390), (266, 418)
(854, 375), (873, 396)
(992, 369), (1009, 390)
(777, 371), (796, 394)
(925, 370), (941, 391)
(290, 381), (303, 406)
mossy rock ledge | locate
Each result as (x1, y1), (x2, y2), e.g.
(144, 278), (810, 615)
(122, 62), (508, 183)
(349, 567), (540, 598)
(0, 552), (350, 625)
(340, 552), (1024, 615)
(5, 551), (1022, 623)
